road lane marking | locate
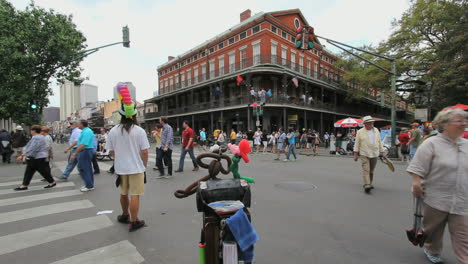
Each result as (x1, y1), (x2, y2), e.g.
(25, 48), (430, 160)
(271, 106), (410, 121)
(0, 182), (75, 196)
(0, 190), (82, 207)
(49, 240), (144, 264)
(0, 200), (94, 225)
(0, 215), (113, 255)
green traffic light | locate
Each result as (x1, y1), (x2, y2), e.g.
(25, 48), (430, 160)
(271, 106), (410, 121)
(31, 104), (37, 109)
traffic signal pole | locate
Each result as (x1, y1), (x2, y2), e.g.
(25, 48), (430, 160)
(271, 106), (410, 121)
(313, 34), (399, 158)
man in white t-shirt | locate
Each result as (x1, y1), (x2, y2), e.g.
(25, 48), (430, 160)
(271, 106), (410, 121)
(106, 87), (150, 232)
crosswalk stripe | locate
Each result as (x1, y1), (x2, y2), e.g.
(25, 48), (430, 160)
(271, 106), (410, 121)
(0, 179), (43, 188)
(0, 190), (82, 207)
(0, 182), (75, 196)
(0, 215), (113, 255)
(49, 240), (144, 264)
(0, 200), (94, 225)
(53, 161), (112, 173)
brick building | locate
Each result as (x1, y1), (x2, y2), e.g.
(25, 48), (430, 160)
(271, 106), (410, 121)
(144, 9), (412, 134)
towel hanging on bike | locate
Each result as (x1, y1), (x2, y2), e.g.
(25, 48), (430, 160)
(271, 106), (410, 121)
(226, 209), (259, 262)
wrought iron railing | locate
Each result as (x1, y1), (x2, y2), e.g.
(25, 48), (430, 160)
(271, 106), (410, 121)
(159, 55), (343, 95)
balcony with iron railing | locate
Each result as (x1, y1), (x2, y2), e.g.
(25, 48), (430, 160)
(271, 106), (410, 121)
(145, 92), (411, 123)
(159, 55), (344, 95)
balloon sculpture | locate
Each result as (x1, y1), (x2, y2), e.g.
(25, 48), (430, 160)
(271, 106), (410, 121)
(228, 139), (255, 183)
(116, 82), (136, 118)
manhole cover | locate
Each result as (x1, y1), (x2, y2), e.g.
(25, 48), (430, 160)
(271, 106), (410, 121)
(274, 181), (317, 192)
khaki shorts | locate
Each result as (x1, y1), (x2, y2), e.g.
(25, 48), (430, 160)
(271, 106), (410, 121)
(119, 173), (145, 195)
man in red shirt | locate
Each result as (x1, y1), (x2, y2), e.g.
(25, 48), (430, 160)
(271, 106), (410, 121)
(175, 121), (199, 173)
(398, 128), (410, 162)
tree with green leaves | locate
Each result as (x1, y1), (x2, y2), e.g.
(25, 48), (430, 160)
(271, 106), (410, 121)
(337, 0), (467, 114)
(0, 0), (86, 125)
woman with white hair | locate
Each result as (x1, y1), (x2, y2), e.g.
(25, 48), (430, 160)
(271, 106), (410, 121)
(407, 108), (468, 263)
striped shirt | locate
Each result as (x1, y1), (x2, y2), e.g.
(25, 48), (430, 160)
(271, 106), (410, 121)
(24, 135), (48, 159)
(160, 124), (173, 150)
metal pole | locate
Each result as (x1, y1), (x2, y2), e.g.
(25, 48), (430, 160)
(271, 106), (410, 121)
(389, 60), (398, 158)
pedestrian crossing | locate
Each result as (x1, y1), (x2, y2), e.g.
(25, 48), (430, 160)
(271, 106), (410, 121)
(0, 167), (145, 263)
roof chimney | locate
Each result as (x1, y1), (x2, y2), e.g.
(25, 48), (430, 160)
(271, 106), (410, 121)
(168, 56), (175, 61)
(240, 9), (251, 22)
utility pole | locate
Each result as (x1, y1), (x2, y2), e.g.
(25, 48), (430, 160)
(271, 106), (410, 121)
(312, 35), (399, 158)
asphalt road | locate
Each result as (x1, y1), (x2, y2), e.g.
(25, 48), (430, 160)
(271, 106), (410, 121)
(0, 143), (457, 264)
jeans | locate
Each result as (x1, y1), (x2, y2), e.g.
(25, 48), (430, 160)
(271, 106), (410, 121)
(287, 144), (297, 160)
(77, 149), (94, 188)
(62, 148), (78, 178)
(156, 148), (164, 174)
(178, 147), (198, 170)
(91, 152), (100, 173)
(157, 148), (172, 176)
(409, 145), (417, 160)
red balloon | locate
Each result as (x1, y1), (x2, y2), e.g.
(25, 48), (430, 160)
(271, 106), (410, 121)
(297, 27), (303, 33)
(252, 102), (258, 107)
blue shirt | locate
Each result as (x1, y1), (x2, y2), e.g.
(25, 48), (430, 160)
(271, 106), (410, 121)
(200, 131), (206, 141)
(288, 132), (296, 145)
(278, 133), (286, 143)
(77, 127), (95, 149)
(160, 124), (173, 150)
(69, 127), (82, 147)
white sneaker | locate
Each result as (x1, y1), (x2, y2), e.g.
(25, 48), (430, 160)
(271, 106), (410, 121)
(80, 186), (95, 192)
(283, 159), (289, 162)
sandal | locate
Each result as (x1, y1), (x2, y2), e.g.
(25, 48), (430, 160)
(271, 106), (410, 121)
(44, 182), (57, 189)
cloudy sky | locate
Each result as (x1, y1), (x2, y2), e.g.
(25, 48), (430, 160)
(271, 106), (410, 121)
(11, 0), (410, 107)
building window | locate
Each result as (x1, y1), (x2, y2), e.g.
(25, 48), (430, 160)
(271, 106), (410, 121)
(291, 52), (296, 70)
(271, 25), (277, 33)
(281, 47), (287, 65)
(240, 32), (246, 40)
(229, 52), (235, 73)
(218, 42), (224, 49)
(201, 51), (206, 57)
(229, 37), (235, 45)
(240, 49), (247, 68)
(209, 47), (214, 53)
(291, 36), (296, 43)
(307, 59), (311, 76)
(181, 73), (185, 88)
(252, 25), (260, 33)
(187, 58), (191, 63)
(314, 61), (318, 78)
(187, 70), (192, 84)
(201, 64), (206, 82)
(271, 42), (277, 64)
(253, 42), (261, 65)
(209, 60), (215, 79)
(194, 68), (199, 84)
(294, 18), (300, 29)
(194, 55), (198, 60)
(219, 57), (224, 75)
(181, 61), (185, 66)
(281, 31), (287, 39)
(299, 56), (304, 73)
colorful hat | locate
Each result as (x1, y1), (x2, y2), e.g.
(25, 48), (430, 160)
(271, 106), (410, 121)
(116, 82), (137, 118)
